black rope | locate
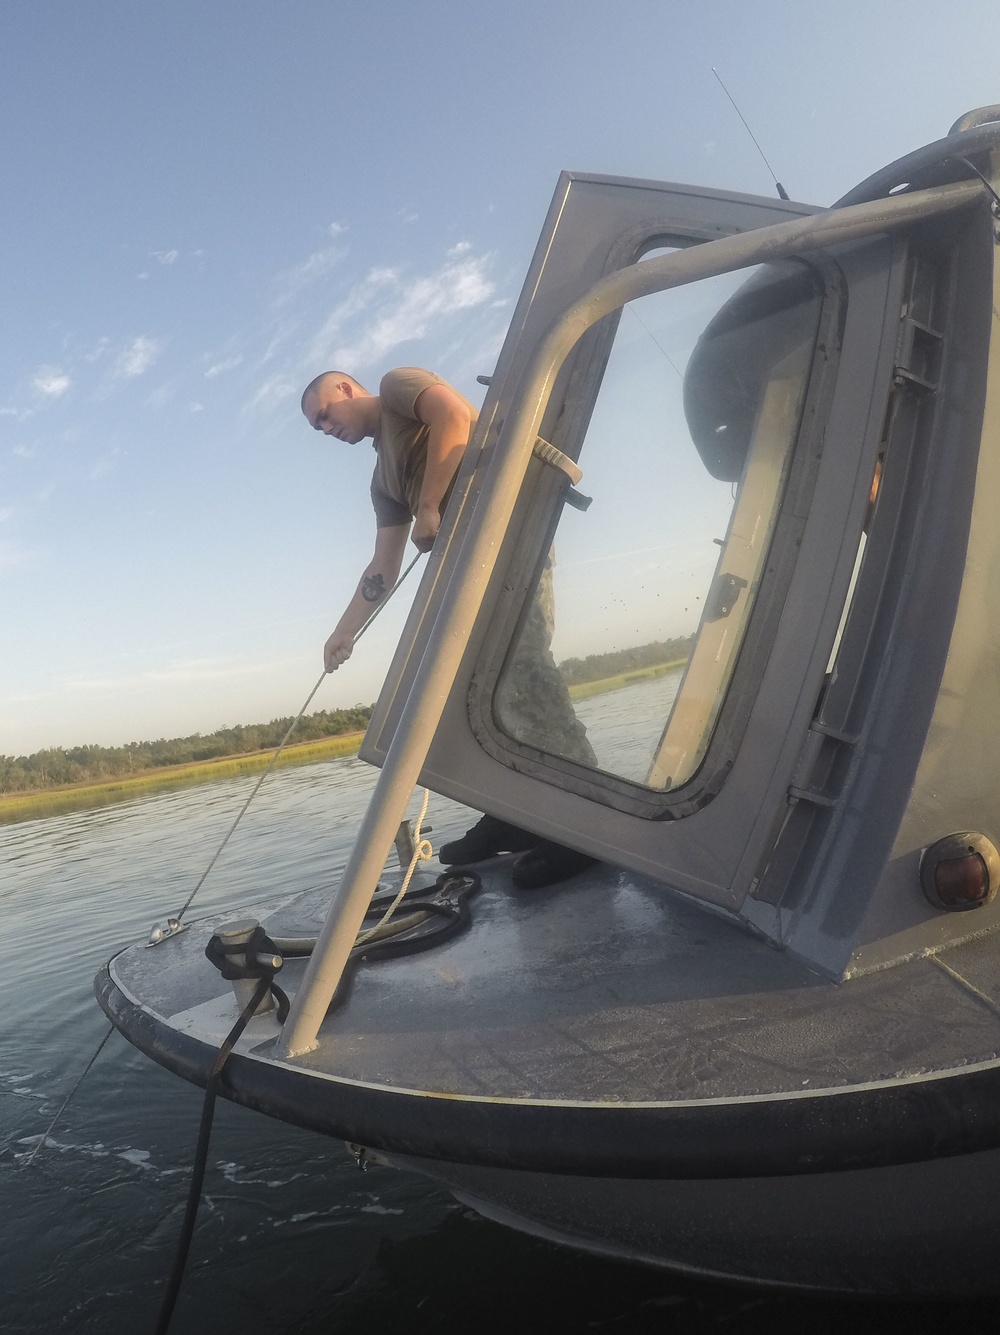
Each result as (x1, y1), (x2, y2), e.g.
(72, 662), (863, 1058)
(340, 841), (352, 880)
(330, 871), (481, 1010)
(204, 925), (290, 1022)
(154, 870), (479, 1328)
(152, 974), (271, 1335)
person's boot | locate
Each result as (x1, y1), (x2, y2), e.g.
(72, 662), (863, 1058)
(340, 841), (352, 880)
(439, 814), (537, 865)
(511, 840), (598, 889)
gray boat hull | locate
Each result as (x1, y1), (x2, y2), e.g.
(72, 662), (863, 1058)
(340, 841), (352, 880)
(379, 1147), (1000, 1295)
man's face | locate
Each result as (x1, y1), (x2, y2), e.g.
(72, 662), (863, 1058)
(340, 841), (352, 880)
(304, 383), (368, 444)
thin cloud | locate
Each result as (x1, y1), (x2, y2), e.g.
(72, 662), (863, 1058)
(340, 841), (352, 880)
(271, 243), (348, 305)
(153, 249), (179, 265)
(205, 354), (244, 378)
(253, 319), (302, 370)
(302, 282), (387, 368)
(326, 250), (495, 369)
(89, 448), (124, 480)
(32, 367), (71, 398)
(115, 336), (161, 379)
(85, 337), (111, 364)
(245, 375), (298, 413)
(144, 383), (175, 409)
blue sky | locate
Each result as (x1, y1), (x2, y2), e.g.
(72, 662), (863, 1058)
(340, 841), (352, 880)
(4, 0), (1000, 753)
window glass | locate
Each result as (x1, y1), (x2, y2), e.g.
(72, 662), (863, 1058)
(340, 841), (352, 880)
(493, 258), (824, 790)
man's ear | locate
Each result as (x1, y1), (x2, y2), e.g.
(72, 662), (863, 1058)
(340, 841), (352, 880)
(338, 380), (355, 399)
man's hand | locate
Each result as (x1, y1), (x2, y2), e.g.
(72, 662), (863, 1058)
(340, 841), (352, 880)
(324, 629), (355, 672)
(411, 504), (441, 552)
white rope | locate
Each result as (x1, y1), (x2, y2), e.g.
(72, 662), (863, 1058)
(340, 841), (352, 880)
(355, 787), (433, 946)
(169, 551), (426, 927)
(173, 670), (328, 922)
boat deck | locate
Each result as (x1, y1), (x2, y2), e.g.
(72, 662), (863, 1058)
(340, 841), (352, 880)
(110, 859), (1000, 1106)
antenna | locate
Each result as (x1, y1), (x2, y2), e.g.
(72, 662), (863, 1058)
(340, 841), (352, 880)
(711, 68), (790, 201)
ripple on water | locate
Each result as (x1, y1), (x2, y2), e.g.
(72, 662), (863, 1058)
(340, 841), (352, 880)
(0, 687), (910, 1333)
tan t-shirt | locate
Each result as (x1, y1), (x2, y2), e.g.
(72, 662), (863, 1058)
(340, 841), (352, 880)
(370, 368), (479, 528)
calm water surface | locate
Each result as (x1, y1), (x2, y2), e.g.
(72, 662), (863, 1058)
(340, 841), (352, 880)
(1, 681), (993, 1332)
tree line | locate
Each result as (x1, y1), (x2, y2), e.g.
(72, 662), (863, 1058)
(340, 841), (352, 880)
(0, 705), (375, 794)
(2, 639), (694, 795)
(557, 636), (694, 687)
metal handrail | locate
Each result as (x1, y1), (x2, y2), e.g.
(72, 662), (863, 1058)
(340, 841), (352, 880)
(278, 177), (984, 1059)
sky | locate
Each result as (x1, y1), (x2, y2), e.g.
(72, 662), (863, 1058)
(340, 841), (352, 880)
(4, 0), (1000, 755)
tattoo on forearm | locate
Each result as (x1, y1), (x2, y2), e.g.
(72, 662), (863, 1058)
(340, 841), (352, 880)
(361, 573), (386, 603)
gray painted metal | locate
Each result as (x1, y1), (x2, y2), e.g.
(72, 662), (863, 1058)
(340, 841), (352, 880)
(384, 1148), (1000, 1295)
(280, 180), (982, 1057)
(101, 852), (1000, 1289)
(371, 173), (989, 972)
(950, 105), (1000, 135)
(95, 110), (1000, 1294)
(836, 121), (1000, 206)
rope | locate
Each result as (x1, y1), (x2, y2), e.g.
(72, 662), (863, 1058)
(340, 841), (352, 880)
(169, 551), (425, 926)
(355, 787), (433, 945)
(171, 671), (328, 922)
(153, 975), (271, 1335)
(22, 1023), (115, 1168)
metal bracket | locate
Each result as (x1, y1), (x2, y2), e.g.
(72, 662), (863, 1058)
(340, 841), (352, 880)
(704, 571), (748, 621)
(893, 255), (943, 392)
(892, 315), (943, 391)
(146, 917), (188, 947)
(785, 721), (856, 809)
(531, 437), (593, 509)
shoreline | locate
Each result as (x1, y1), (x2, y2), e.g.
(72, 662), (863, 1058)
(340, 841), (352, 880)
(1, 659), (687, 824)
(567, 656), (685, 700)
(0, 731), (367, 825)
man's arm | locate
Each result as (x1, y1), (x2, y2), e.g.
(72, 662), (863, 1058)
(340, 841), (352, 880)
(324, 522), (410, 672)
(411, 383), (473, 552)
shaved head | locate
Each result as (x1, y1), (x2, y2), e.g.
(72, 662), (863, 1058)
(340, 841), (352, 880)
(300, 371), (370, 413)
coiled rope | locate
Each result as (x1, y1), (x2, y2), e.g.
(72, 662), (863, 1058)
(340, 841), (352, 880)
(356, 787), (434, 944)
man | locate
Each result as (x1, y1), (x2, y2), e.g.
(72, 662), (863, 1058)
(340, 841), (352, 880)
(301, 366), (595, 889)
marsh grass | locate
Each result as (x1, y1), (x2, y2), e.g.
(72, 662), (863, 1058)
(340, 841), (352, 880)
(2, 659), (689, 825)
(568, 657), (687, 701)
(0, 732), (366, 825)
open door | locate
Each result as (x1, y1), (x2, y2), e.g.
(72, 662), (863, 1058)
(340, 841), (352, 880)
(362, 171), (904, 915)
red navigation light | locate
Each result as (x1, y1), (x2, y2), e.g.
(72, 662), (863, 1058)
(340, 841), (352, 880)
(920, 832), (1000, 912)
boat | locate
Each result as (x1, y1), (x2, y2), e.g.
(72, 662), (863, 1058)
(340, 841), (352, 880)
(98, 106), (1000, 1296)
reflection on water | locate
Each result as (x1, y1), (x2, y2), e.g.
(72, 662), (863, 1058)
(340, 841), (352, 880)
(574, 669), (682, 783)
(0, 686), (964, 1332)
(0, 758), (477, 1334)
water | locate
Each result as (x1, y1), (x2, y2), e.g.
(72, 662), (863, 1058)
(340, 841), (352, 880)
(1, 687), (995, 1332)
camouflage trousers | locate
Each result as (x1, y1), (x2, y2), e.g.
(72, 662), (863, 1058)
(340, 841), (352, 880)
(494, 552), (597, 767)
